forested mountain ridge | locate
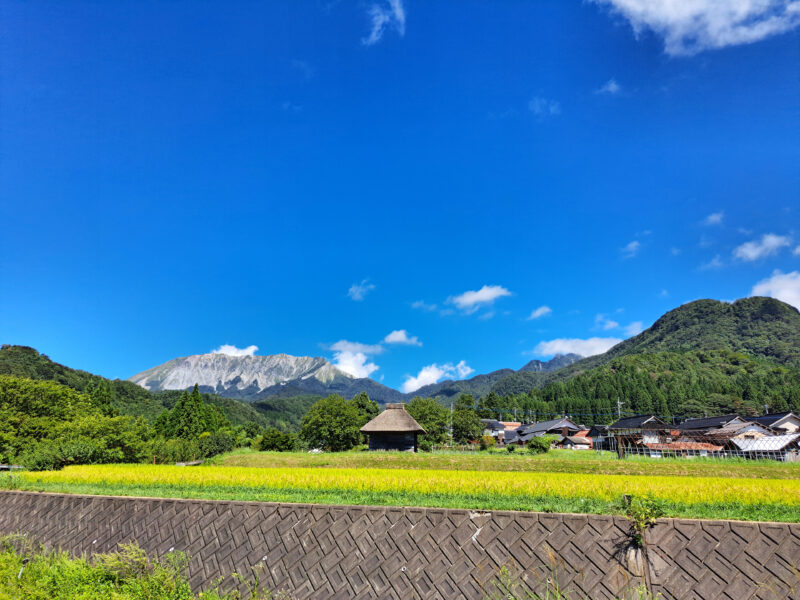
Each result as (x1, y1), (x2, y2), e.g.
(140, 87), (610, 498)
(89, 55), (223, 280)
(488, 297), (800, 396)
(485, 349), (800, 425)
(0, 345), (294, 429)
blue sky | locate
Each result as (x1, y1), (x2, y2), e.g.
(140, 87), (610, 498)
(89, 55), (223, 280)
(1, 1), (799, 392)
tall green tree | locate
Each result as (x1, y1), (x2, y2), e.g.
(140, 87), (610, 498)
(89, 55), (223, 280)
(300, 394), (362, 451)
(172, 385), (205, 440)
(406, 397), (449, 449)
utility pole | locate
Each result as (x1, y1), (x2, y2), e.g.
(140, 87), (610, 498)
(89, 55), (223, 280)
(449, 402), (454, 443)
(617, 398), (623, 420)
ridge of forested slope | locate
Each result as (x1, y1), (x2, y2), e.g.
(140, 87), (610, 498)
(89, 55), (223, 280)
(490, 297), (800, 396)
(482, 349), (800, 425)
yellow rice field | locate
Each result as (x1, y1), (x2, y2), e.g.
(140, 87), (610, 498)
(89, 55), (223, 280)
(18, 464), (800, 507)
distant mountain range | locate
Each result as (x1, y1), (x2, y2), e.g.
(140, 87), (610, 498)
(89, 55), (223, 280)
(128, 352), (583, 403)
(127, 297), (800, 404)
(3, 296), (799, 426)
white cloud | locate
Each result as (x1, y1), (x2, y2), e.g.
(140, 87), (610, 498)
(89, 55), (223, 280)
(596, 79), (621, 94)
(659, 289), (669, 297)
(624, 321), (644, 336)
(383, 329), (422, 346)
(700, 254), (724, 270)
(595, 314), (620, 330)
(330, 339), (384, 355)
(448, 285), (512, 314)
(401, 360), (475, 394)
(348, 279), (375, 301)
(751, 270), (800, 310)
(332, 351), (380, 378)
(210, 344), (259, 357)
(733, 234), (791, 261)
(794, 245), (800, 256)
(362, 0), (406, 46)
(528, 306), (552, 320)
(529, 96), (561, 117)
(533, 337), (623, 358)
(411, 300), (437, 312)
(622, 240), (640, 258)
(592, 0), (800, 56)
(704, 211), (724, 225)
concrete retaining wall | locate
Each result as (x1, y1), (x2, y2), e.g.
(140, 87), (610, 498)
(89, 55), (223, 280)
(0, 491), (797, 599)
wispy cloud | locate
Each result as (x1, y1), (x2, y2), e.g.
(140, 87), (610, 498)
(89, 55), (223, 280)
(448, 285), (512, 314)
(595, 79), (621, 95)
(528, 306), (552, 320)
(330, 340), (384, 354)
(533, 337), (622, 358)
(752, 270), (800, 310)
(595, 314), (620, 331)
(529, 96), (561, 118)
(411, 300), (437, 312)
(362, 0), (406, 46)
(734, 234), (791, 261)
(794, 245), (800, 256)
(210, 344), (258, 357)
(383, 329), (422, 346)
(592, 0), (800, 56)
(624, 321), (644, 336)
(700, 254), (724, 270)
(621, 240), (640, 258)
(401, 360), (474, 394)
(703, 211), (724, 226)
(348, 279), (375, 301)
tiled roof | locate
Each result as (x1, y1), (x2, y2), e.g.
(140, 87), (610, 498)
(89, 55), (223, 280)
(518, 418), (579, 435)
(751, 412), (799, 427)
(609, 415), (668, 430)
(676, 414), (743, 430)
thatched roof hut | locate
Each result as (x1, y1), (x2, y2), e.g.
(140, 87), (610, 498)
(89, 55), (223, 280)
(360, 403), (426, 452)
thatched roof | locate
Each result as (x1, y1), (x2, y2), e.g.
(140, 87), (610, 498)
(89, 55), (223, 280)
(360, 403), (426, 433)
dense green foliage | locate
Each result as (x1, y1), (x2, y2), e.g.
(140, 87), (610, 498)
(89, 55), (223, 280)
(0, 345), (307, 432)
(405, 397), (450, 450)
(0, 375), (249, 469)
(489, 297), (800, 398)
(481, 350), (800, 425)
(254, 428), (300, 451)
(0, 538), (284, 599)
(451, 394), (483, 444)
(299, 394), (366, 451)
(0, 345), (163, 420)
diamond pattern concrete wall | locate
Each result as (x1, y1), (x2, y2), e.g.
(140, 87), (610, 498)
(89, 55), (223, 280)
(0, 492), (797, 599)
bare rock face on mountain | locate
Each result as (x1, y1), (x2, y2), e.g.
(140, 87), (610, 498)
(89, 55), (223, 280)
(129, 352), (404, 402)
(518, 353), (582, 373)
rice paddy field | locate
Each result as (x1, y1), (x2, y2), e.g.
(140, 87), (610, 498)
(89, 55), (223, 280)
(3, 451), (800, 522)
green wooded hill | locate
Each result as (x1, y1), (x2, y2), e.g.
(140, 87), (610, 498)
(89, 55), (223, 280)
(0, 345), (315, 430)
(489, 297), (800, 397)
(483, 349), (800, 425)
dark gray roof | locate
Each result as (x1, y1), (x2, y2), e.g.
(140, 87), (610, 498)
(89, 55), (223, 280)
(676, 414), (744, 430)
(609, 415), (668, 430)
(481, 419), (505, 431)
(518, 417), (580, 436)
(751, 412), (798, 427)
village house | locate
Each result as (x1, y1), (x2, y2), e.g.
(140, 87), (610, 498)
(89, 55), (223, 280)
(480, 419), (506, 443)
(751, 411), (800, 434)
(729, 433), (800, 462)
(506, 417), (581, 445)
(360, 403), (426, 452)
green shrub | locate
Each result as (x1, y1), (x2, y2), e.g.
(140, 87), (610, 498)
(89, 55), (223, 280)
(479, 435), (496, 451)
(198, 430), (236, 458)
(257, 429), (299, 452)
(526, 436), (553, 455)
